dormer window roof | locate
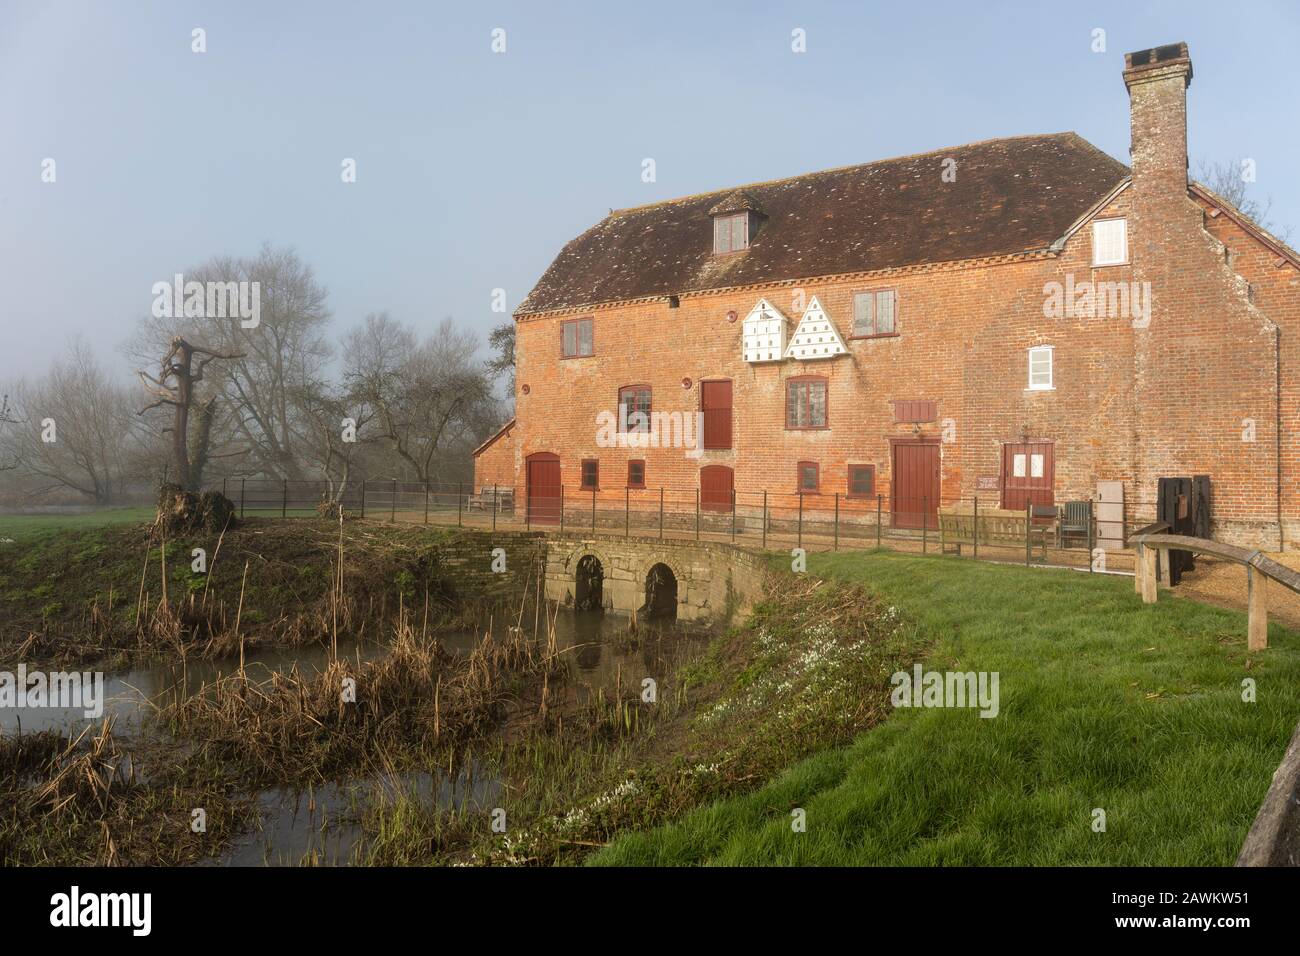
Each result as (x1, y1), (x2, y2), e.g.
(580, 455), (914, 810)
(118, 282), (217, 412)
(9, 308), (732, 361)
(708, 190), (765, 217)
(710, 191), (765, 255)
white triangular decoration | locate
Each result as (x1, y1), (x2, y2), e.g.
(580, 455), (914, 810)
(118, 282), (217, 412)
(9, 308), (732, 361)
(742, 297), (790, 363)
(784, 296), (848, 360)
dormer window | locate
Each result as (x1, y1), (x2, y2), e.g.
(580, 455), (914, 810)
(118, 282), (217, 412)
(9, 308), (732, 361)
(714, 213), (749, 254)
(709, 190), (764, 255)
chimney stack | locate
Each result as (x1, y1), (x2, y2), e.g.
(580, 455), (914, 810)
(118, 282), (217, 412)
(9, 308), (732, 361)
(1123, 42), (1193, 202)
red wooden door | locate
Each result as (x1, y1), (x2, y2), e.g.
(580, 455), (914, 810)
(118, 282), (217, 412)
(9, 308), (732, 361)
(700, 465), (734, 512)
(526, 454), (561, 525)
(701, 380), (733, 450)
(1000, 442), (1054, 511)
(891, 442), (940, 529)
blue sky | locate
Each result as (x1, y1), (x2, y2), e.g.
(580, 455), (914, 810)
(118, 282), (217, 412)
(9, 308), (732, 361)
(2, 0), (1297, 382)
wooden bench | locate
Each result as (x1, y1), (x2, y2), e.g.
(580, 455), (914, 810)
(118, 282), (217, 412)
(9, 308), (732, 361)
(467, 486), (514, 513)
(939, 506), (1051, 559)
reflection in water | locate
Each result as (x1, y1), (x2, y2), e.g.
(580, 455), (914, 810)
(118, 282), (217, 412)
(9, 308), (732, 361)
(205, 762), (500, 867)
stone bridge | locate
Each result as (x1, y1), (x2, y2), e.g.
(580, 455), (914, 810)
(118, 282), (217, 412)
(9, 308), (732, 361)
(541, 533), (768, 625)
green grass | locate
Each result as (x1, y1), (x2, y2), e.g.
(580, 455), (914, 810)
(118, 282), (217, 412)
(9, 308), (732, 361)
(592, 550), (1300, 866)
(0, 507), (157, 544)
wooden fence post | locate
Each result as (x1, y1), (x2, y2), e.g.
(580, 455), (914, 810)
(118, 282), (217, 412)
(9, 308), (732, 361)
(1025, 500), (1031, 567)
(1141, 544), (1158, 604)
(1248, 565), (1269, 650)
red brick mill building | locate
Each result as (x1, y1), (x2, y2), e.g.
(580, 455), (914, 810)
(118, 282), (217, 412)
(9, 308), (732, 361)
(475, 44), (1300, 550)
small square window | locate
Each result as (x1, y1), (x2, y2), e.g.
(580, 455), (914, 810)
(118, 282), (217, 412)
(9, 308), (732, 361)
(798, 461), (820, 493)
(853, 289), (897, 337)
(1027, 346), (1053, 390)
(581, 459), (599, 490)
(848, 464), (875, 497)
(627, 460), (645, 488)
(1092, 218), (1128, 266)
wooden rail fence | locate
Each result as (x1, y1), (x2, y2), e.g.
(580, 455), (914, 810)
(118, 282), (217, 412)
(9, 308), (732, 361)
(1130, 527), (1299, 650)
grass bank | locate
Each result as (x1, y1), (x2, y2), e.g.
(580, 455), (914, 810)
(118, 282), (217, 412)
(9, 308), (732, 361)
(0, 517), (514, 669)
(592, 551), (1300, 865)
(362, 573), (926, 864)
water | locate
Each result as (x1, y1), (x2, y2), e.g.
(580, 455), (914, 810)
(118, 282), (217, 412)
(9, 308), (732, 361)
(2, 608), (699, 865)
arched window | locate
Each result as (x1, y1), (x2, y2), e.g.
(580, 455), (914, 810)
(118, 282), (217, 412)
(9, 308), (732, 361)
(619, 384), (652, 432)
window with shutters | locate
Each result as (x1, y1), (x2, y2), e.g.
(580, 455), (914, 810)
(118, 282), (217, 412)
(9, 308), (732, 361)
(561, 317), (594, 358)
(713, 213), (749, 254)
(847, 464), (875, 498)
(786, 377), (828, 429)
(580, 459), (599, 490)
(851, 289), (898, 337)
(627, 460), (645, 488)
(1091, 218), (1128, 266)
(797, 461), (820, 493)
(618, 385), (652, 433)
(700, 379), (733, 449)
(1027, 346), (1054, 390)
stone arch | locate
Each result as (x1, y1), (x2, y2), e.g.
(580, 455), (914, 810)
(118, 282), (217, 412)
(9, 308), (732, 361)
(641, 558), (683, 621)
(575, 553), (604, 611)
(564, 544), (613, 611)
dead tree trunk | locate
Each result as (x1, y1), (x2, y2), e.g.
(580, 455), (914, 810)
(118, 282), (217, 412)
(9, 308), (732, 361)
(137, 337), (243, 492)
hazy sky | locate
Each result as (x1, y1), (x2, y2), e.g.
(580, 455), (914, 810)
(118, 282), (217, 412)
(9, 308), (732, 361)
(2, 0), (1298, 384)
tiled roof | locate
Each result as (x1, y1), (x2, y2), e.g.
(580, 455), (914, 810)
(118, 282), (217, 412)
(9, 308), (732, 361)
(517, 133), (1130, 315)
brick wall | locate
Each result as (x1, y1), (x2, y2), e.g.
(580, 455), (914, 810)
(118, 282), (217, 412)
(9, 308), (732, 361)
(494, 47), (1300, 549)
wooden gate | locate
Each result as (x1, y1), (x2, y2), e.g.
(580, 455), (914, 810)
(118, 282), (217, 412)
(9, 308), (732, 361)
(891, 440), (940, 529)
(526, 453), (561, 525)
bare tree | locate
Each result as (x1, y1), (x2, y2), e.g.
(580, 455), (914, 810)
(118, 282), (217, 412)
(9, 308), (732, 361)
(1194, 159), (1293, 242)
(292, 376), (374, 505)
(1, 340), (146, 503)
(487, 321), (516, 396)
(0, 395), (20, 472)
(136, 337), (244, 491)
(343, 314), (497, 483)
(129, 244), (333, 480)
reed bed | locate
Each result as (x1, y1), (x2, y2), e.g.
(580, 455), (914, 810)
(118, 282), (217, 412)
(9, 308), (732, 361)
(160, 600), (567, 784)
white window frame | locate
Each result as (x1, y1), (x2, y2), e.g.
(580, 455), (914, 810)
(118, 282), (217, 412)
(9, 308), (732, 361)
(1027, 346), (1054, 391)
(1091, 218), (1128, 266)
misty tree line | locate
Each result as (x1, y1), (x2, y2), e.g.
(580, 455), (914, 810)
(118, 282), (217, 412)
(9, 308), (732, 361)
(0, 245), (515, 506)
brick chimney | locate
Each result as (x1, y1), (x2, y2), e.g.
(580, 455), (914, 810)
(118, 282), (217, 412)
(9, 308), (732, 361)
(1123, 42), (1193, 202)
